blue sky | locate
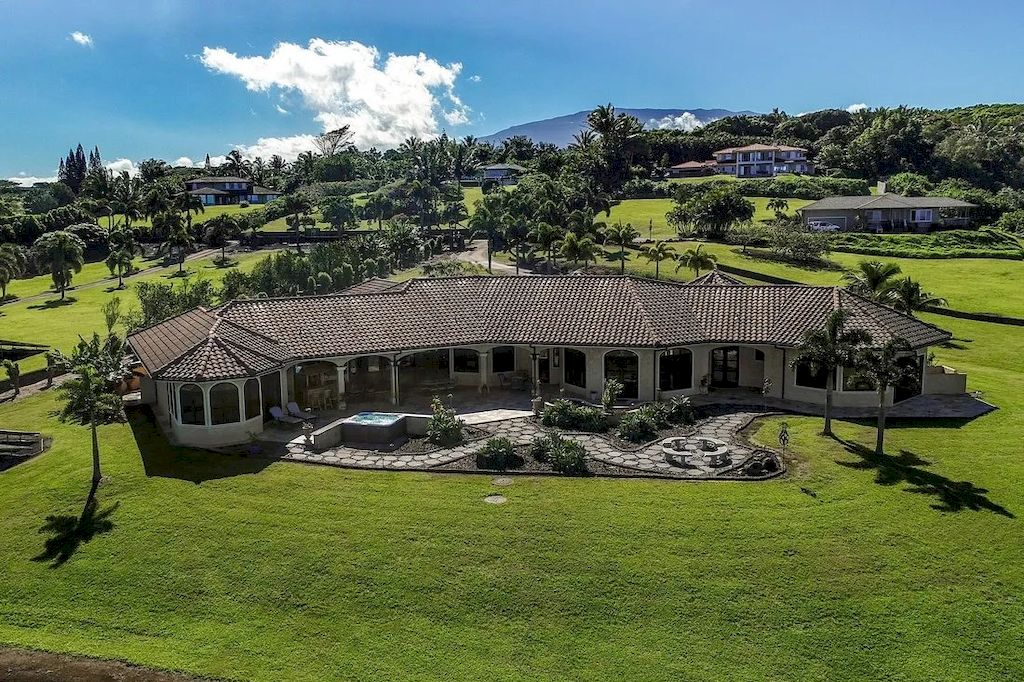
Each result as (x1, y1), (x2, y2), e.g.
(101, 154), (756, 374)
(2, 0), (1022, 181)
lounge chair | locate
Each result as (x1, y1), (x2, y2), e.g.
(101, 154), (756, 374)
(287, 401), (315, 419)
(270, 406), (303, 425)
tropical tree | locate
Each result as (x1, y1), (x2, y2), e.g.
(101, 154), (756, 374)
(639, 240), (676, 280)
(362, 193), (392, 230)
(175, 190), (205, 232)
(557, 232), (597, 269)
(158, 215), (195, 273)
(322, 196), (359, 236)
(855, 338), (917, 454)
(501, 218), (531, 275)
(886, 277), (947, 316)
(766, 197), (790, 220)
(2, 359), (20, 397)
(667, 184), (755, 238)
(104, 248), (134, 288)
(110, 171), (142, 229)
(282, 194), (313, 253)
(467, 197), (505, 273)
(0, 243), (27, 299)
(676, 244), (719, 279)
(528, 221), (562, 272)
(604, 222), (639, 274)
(790, 309), (873, 437)
(224, 150), (250, 178)
(842, 260), (902, 301)
(204, 214), (240, 263)
(32, 230), (85, 299)
(53, 335), (129, 508)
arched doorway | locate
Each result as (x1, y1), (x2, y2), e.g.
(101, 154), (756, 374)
(604, 350), (639, 400)
(345, 356), (392, 402)
(293, 361), (339, 410)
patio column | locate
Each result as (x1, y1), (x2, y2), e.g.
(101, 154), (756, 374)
(390, 356), (400, 406)
(335, 363), (347, 409)
(531, 348), (540, 396)
(478, 350), (490, 393)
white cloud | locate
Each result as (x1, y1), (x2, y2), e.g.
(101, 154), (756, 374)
(846, 102), (869, 113)
(6, 174), (58, 187)
(649, 112), (705, 132)
(208, 155), (227, 167)
(172, 156), (196, 167)
(105, 158), (138, 176)
(231, 134), (320, 161)
(69, 31), (93, 48)
(275, 104), (290, 115)
(469, 74), (481, 83)
(199, 38), (471, 150)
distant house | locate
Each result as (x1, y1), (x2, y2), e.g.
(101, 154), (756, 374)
(666, 160), (719, 179)
(799, 194), (976, 233)
(184, 176), (283, 206)
(712, 144), (813, 177)
(479, 163), (526, 185)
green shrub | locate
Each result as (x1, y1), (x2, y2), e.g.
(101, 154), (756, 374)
(531, 433), (588, 475)
(541, 399), (607, 432)
(636, 402), (673, 429)
(666, 396), (696, 425)
(601, 379), (623, 412)
(617, 411), (659, 443)
(426, 396), (464, 446)
(476, 437), (522, 470)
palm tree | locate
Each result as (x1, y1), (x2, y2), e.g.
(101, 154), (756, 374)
(766, 197), (790, 219)
(0, 243), (27, 299)
(281, 194), (313, 253)
(557, 232), (597, 269)
(32, 230), (85, 299)
(791, 309), (873, 437)
(224, 150), (249, 178)
(176, 190), (205, 233)
(854, 338), (917, 454)
(104, 248), (135, 288)
(502, 218), (531, 275)
(528, 221), (562, 272)
(886, 277), (947, 316)
(158, 215), (195, 273)
(110, 171), (142, 229)
(2, 359), (20, 397)
(676, 244), (718, 279)
(842, 260), (902, 301)
(362, 193), (392, 230)
(604, 222), (639, 274)
(322, 196), (358, 237)
(467, 198), (504, 273)
(204, 214), (240, 263)
(141, 186), (173, 225)
(639, 240), (676, 280)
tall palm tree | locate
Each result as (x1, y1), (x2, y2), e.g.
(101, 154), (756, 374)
(224, 150), (249, 178)
(0, 243), (27, 299)
(528, 221), (562, 272)
(557, 232), (597, 269)
(362, 193), (392, 230)
(842, 260), (902, 301)
(157, 214), (195, 273)
(502, 218), (531, 275)
(176, 190), (205, 233)
(886, 277), (947, 316)
(639, 240), (676, 280)
(111, 171), (142, 229)
(467, 199), (504, 273)
(676, 244), (718, 279)
(204, 214), (240, 263)
(604, 222), (639, 274)
(104, 248), (135, 289)
(791, 309), (873, 437)
(855, 338), (917, 455)
(766, 197), (790, 219)
(32, 230), (85, 299)
(141, 186), (173, 225)
(281, 194), (313, 253)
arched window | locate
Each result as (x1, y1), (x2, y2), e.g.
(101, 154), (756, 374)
(244, 378), (261, 420)
(564, 348), (586, 388)
(179, 384), (205, 425)
(210, 382), (241, 425)
(604, 350), (639, 400)
(659, 348), (693, 391)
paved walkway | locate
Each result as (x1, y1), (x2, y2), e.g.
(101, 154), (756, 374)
(282, 409), (779, 479)
(0, 373), (72, 405)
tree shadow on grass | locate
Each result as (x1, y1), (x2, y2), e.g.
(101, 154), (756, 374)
(27, 297), (77, 310)
(835, 439), (1014, 517)
(129, 407), (275, 483)
(33, 498), (118, 567)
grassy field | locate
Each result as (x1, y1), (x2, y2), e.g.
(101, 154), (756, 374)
(603, 197), (812, 239)
(113, 203), (259, 230)
(0, 250), (274, 375)
(0, 303), (1020, 680)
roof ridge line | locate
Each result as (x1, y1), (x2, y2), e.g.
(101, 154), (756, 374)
(627, 278), (664, 346)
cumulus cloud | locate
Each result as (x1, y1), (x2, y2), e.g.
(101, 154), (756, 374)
(846, 103), (868, 113)
(7, 173), (58, 187)
(649, 112), (706, 132)
(172, 156), (197, 167)
(69, 31), (93, 47)
(105, 158), (138, 176)
(199, 38), (470, 152)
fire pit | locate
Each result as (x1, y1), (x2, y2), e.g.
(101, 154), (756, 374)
(661, 436), (731, 467)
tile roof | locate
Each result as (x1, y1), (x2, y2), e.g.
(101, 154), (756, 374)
(800, 194), (976, 211)
(188, 187), (229, 196)
(686, 269), (746, 286)
(714, 144), (808, 154)
(187, 176), (250, 184)
(670, 160), (718, 169)
(340, 277), (406, 295)
(251, 185), (283, 195)
(130, 276), (951, 382)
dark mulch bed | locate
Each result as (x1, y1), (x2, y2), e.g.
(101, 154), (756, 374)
(433, 443), (664, 478)
(0, 646), (214, 682)
(388, 425), (491, 455)
(599, 422), (698, 451)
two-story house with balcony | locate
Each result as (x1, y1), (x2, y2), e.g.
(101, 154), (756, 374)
(713, 144), (813, 178)
(184, 176), (284, 206)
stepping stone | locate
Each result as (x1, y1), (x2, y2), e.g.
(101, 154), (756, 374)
(484, 494), (507, 505)
(492, 477), (514, 487)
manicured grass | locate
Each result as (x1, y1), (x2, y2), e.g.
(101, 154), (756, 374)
(113, 203), (259, 230)
(603, 197), (812, 240)
(4, 258), (156, 301)
(0, 309), (1021, 680)
(0, 251), (274, 375)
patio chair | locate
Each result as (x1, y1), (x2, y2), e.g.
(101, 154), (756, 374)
(270, 406), (303, 425)
(287, 401), (316, 419)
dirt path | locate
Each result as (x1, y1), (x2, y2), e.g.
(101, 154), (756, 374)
(2, 247), (222, 308)
(0, 646), (216, 682)
(456, 239), (530, 275)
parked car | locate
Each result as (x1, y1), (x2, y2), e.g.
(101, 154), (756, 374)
(807, 221), (842, 232)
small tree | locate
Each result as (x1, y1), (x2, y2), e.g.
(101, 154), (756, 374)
(32, 230), (85, 299)
(322, 196), (358, 236)
(2, 359), (21, 396)
(639, 240), (676, 280)
(0, 243), (27, 299)
(604, 222), (640, 275)
(667, 184), (755, 239)
(204, 214), (240, 264)
(601, 378), (623, 412)
(766, 197), (790, 220)
(842, 260), (903, 301)
(790, 309), (873, 437)
(855, 338), (918, 454)
(886, 277), (947, 317)
(159, 218), (196, 274)
(101, 296), (122, 334)
(676, 244), (718, 279)
(557, 231), (597, 269)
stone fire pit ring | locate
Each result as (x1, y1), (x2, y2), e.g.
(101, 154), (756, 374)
(661, 436), (730, 463)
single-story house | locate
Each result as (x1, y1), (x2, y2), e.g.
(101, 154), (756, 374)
(128, 274), (962, 448)
(799, 194), (976, 233)
(666, 160), (719, 179)
(185, 176), (283, 206)
(479, 163), (526, 184)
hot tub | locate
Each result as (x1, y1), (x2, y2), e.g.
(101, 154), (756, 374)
(340, 412), (408, 449)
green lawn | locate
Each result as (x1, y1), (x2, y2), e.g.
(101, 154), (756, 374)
(0, 306), (1021, 680)
(113, 203), (259, 230)
(0, 251), (274, 375)
(603, 197), (812, 240)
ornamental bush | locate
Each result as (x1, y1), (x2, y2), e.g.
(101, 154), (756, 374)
(426, 396), (464, 446)
(617, 410), (659, 443)
(476, 437), (522, 470)
(531, 433), (588, 475)
(541, 399), (607, 432)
